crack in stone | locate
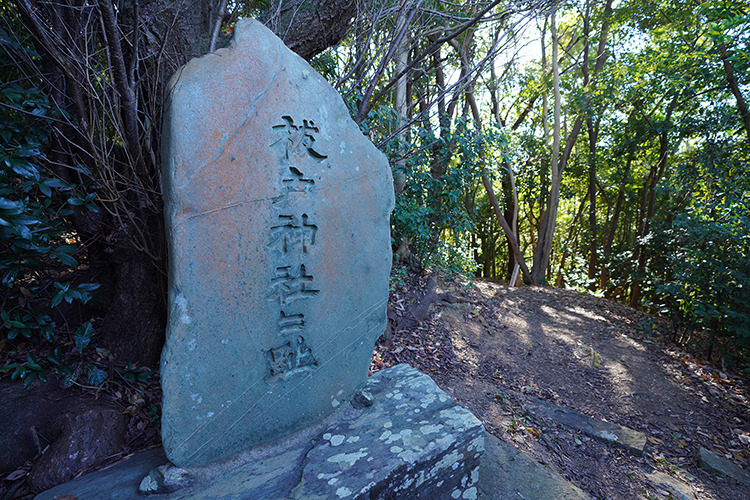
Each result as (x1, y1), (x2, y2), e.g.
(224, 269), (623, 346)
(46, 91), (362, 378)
(176, 43), (284, 190)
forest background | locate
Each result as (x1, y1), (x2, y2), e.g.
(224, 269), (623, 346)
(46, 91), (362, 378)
(1, 0), (749, 391)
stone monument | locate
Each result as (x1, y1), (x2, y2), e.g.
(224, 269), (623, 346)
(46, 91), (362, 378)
(35, 18), (485, 500)
(160, 19), (394, 467)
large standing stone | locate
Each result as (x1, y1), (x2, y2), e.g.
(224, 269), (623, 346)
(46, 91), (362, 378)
(160, 19), (394, 467)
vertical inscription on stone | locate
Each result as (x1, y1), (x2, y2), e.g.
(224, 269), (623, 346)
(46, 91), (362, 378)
(160, 19), (394, 467)
(266, 116), (326, 380)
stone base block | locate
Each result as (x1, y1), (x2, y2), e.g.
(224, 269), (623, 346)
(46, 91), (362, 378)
(37, 364), (484, 500)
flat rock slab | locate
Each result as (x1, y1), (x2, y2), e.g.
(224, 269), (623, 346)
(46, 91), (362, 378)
(37, 365), (484, 500)
(645, 470), (697, 500)
(698, 446), (750, 485)
(478, 432), (590, 500)
(35, 448), (167, 500)
(160, 18), (393, 466)
(522, 395), (647, 455)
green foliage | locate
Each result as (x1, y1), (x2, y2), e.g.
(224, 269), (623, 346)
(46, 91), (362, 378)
(654, 199), (750, 365)
(118, 361), (152, 384)
(638, 127), (750, 365)
(0, 33), (102, 387)
(3, 353), (46, 387)
(390, 119), (504, 274)
(310, 50), (339, 82)
(389, 264), (408, 291)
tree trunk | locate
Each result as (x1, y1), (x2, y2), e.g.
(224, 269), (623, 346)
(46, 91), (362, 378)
(555, 195), (587, 287)
(393, 0), (412, 195)
(530, 0), (611, 286)
(600, 150), (633, 293)
(586, 116), (599, 286)
(490, 45), (522, 280)
(262, 0), (357, 61)
(481, 171), (533, 283)
(531, 8), (562, 284)
(629, 100), (676, 307)
(718, 42), (750, 144)
(462, 40), (532, 283)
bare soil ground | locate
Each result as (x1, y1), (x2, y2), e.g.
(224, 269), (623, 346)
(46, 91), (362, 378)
(372, 271), (750, 499)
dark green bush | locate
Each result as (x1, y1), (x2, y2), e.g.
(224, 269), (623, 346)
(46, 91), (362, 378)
(0, 35), (101, 387)
(656, 203), (750, 366)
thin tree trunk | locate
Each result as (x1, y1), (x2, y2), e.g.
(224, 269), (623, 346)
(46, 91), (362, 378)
(555, 195), (587, 287)
(465, 77), (532, 283)
(718, 42), (750, 143)
(490, 47), (522, 279)
(630, 100), (676, 307)
(393, 0), (411, 195)
(586, 116), (599, 285)
(531, 8), (562, 284)
(600, 150), (633, 292)
(481, 171), (532, 283)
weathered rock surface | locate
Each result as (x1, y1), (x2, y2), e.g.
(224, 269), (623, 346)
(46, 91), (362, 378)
(290, 364), (484, 500)
(645, 470), (697, 500)
(0, 380), (127, 492)
(28, 403), (126, 492)
(37, 365), (483, 500)
(0, 381), (67, 473)
(524, 395), (647, 455)
(35, 448), (167, 500)
(139, 463), (194, 495)
(698, 446), (750, 485)
(160, 18), (393, 467)
(478, 431), (590, 500)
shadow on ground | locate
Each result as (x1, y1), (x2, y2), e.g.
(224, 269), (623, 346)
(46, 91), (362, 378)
(373, 275), (750, 499)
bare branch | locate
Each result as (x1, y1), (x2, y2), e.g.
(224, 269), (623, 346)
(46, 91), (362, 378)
(209, 0), (227, 52)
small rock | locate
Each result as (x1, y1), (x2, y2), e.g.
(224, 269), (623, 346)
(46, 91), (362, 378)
(351, 390), (374, 409)
(523, 395), (647, 455)
(28, 403), (126, 492)
(698, 447), (750, 485)
(0, 380), (101, 474)
(646, 470), (696, 500)
(139, 472), (160, 495)
(138, 463), (193, 495)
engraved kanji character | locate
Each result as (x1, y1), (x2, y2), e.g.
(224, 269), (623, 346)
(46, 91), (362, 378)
(266, 336), (318, 378)
(272, 167), (315, 206)
(270, 116), (327, 161)
(268, 343), (293, 376)
(278, 311), (305, 334)
(269, 215), (297, 254)
(268, 213), (318, 255)
(268, 264), (319, 307)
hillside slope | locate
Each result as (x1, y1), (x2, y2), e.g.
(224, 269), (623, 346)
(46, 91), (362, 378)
(373, 273), (750, 499)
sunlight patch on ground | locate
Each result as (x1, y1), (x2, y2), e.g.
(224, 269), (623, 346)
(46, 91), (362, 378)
(475, 282), (500, 295)
(513, 331), (535, 348)
(449, 331), (480, 369)
(541, 328), (581, 348)
(540, 305), (585, 325)
(615, 334), (648, 352)
(500, 311), (531, 338)
(567, 305), (608, 323)
(604, 358), (636, 402)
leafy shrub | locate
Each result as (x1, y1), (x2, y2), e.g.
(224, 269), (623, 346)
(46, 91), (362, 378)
(390, 119), (507, 275)
(0, 40), (101, 386)
(655, 203), (750, 366)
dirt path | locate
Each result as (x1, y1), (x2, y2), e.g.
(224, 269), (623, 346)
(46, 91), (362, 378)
(373, 276), (750, 499)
